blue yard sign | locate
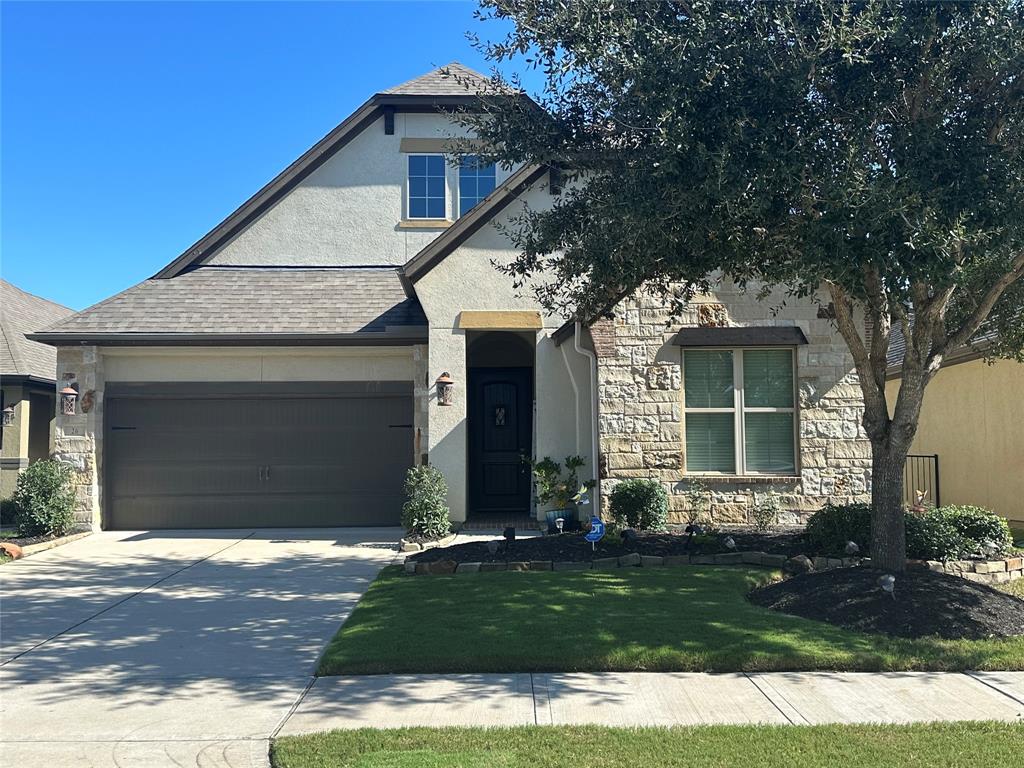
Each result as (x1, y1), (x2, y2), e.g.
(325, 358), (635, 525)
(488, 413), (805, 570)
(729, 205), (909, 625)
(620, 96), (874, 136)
(585, 516), (605, 545)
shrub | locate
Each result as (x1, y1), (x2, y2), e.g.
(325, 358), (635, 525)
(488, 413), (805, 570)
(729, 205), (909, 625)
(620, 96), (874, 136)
(608, 479), (668, 531)
(11, 460), (76, 538)
(682, 478), (712, 527)
(1, 497), (17, 526)
(805, 501), (1012, 560)
(749, 488), (781, 533)
(804, 502), (872, 556)
(401, 465), (451, 540)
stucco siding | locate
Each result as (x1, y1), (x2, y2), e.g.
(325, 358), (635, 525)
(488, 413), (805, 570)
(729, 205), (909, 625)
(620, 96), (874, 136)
(206, 113), (511, 268)
(887, 358), (1024, 523)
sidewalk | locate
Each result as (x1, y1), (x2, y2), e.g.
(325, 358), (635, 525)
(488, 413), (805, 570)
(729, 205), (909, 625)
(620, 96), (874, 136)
(277, 671), (1023, 735)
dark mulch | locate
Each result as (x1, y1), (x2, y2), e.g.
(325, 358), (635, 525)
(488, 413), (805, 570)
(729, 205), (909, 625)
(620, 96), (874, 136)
(408, 527), (808, 564)
(749, 567), (1024, 640)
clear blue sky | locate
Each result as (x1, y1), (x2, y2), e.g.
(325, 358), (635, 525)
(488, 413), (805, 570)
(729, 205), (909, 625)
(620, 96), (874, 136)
(2, 1), (533, 310)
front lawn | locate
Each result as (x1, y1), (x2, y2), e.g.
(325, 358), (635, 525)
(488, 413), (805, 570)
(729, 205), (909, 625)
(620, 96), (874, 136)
(271, 723), (1024, 768)
(317, 566), (1024, 674)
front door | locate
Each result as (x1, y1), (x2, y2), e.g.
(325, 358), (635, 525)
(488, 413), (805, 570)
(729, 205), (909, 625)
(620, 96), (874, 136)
(468, 367), (533, 514)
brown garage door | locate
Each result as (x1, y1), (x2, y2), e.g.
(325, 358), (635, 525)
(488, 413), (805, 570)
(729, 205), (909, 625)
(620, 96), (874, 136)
(105, 382), (413, 529)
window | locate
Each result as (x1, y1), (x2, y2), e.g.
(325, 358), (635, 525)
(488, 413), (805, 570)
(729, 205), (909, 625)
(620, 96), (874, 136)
(458, 156), (496, 214)
(683, 348), (796, 474)
(408, 154), (446, 219)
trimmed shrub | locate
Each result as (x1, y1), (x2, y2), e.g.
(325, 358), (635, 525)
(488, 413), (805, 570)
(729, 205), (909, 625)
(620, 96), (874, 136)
(401, 465), (451, 540)
(804, 503), (872, 556)
(1, 497), (17, 526)
(805, 501), (1012, 560)
(11, 460), (76, 538)
(608, 479), (669, 532)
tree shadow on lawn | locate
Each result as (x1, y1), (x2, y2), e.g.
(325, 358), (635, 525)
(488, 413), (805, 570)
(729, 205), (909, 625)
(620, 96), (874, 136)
(318, 566), (1024, 675)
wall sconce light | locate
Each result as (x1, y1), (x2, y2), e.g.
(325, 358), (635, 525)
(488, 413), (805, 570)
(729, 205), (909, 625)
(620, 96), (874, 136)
(1, 405), (14, 427)
(60, 386), (78, 416)
(435, 372), (455, 406)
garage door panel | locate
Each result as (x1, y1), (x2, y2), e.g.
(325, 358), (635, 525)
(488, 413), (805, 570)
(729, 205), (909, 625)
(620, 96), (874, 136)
(106, 383), (412, 529)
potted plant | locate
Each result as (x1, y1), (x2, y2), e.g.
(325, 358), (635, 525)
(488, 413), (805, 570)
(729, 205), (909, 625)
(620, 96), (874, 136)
(524, 455), (595, 533)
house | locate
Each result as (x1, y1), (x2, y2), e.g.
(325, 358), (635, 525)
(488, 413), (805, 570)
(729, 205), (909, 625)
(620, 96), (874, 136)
(1, 280), (74, 497)
(885, 330), (1024, 527)
(31, 64), (871, 531)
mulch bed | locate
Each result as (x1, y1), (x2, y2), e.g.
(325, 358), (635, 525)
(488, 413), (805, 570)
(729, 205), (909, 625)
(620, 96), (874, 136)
(408, 527), (808, 564)
(748, 567), (1024, 640)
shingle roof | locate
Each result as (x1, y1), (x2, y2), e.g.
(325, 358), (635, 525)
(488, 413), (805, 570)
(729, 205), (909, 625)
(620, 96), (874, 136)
(886, 321), (997, 373)
(32, 267), (426, 343)
(381, 62), (507, 96)
(0, 280), (74, 380)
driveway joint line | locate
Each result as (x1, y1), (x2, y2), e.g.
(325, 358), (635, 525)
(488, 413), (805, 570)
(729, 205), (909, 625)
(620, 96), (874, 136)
(271, 676), (318, 739)
(964, 670), (1024, 706)
(743, 672), (804, 725)
(0, 531), (257, 668)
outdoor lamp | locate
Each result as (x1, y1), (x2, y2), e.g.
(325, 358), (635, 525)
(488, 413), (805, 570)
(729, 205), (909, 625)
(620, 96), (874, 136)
(1, 405), (14, 427)
(60, 386), (78, 416)
(435, 372), (455, 406)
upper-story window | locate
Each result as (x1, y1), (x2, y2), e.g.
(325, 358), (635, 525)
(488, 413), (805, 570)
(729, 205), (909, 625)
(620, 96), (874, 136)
(683, 348), (797, 475)
(458, 156), (496, 215)
(408, 154), (446, 219)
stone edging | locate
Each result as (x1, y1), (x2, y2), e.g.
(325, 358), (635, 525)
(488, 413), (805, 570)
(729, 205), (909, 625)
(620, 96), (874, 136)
(1, 530), (92, 559)
(404, 549), (1024, 584)
(398, 533), (458, 553)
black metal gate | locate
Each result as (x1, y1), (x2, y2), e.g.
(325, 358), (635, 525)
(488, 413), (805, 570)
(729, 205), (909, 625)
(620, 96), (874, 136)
(903, 454), (940, 508)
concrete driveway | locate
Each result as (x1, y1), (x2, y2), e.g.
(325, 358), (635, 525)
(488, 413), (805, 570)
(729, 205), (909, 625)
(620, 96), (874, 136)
(0, 528), (401, 767)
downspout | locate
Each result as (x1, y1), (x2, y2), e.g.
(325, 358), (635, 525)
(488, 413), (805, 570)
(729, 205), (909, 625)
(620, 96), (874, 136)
(574, 322), (601, 518)
(559, 344), (582, 455)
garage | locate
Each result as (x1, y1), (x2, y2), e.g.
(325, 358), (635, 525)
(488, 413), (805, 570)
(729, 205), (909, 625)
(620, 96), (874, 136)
(104, 381), (413, 529)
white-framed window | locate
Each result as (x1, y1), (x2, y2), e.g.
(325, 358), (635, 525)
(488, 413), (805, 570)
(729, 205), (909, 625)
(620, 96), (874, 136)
(407, 154), (447, 219)
(682, 348), (797, 475)
(458, 155), (496, 215)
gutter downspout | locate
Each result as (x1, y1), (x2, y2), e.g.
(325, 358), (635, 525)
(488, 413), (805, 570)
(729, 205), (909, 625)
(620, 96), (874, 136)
(559, 344), (582, 455)
(574, 322), (601, 518)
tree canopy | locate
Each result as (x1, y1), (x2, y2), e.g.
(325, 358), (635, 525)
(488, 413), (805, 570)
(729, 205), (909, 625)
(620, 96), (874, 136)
(461, 0), (1024, 570)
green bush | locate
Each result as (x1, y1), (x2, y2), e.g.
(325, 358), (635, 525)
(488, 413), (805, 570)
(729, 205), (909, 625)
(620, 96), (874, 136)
(1, 497), (17, 526)
(805, 502), (1012, 560)
(11, 460), (76, 538)
(401, 465), (451, 540)
(608, 479), (669, 531)
(804, 502), (872, 556)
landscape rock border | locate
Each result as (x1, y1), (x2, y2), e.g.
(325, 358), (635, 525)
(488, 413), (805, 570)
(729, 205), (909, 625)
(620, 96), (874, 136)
(398, 533), (457, 553)
(403, 549), (1024, 585)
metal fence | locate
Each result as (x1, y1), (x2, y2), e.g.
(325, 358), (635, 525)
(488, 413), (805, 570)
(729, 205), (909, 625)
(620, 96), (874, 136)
(903, 453), (940, 508)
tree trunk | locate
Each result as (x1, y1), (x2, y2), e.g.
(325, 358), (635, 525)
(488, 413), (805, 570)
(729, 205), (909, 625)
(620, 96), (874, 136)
(869, 439), (910, 572)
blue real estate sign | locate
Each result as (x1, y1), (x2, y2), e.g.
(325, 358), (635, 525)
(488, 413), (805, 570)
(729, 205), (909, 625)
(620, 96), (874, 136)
(585, 516), (606, 543)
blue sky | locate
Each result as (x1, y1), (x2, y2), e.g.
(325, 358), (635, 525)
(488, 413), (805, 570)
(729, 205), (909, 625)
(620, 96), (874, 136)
(2, 1), (533, 310)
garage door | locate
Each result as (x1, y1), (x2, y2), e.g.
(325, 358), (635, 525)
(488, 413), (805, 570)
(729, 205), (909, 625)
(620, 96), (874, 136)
(105, 382), (413, 529)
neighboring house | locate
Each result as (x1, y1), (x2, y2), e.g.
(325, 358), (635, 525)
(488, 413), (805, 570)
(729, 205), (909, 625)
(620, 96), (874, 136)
(885, 330), (1024, 526)
(31, 63), (871, 531)
(1, 280), (74, 497)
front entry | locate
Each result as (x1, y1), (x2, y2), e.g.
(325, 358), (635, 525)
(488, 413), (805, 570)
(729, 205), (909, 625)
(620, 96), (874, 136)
(468, 367), (533, 514)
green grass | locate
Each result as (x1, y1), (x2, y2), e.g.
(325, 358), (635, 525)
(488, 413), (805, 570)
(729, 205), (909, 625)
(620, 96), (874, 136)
(318, 566), (1024, 675)
(271, 723), (1024, 768)
(997, 577), (1024, 599)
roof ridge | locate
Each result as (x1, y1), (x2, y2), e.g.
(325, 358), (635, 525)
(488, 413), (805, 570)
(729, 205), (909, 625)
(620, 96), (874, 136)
(0, 278), (74, 313)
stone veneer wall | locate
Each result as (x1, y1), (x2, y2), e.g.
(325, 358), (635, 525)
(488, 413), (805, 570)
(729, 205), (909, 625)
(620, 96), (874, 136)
(53, 345), (104, 530)
(595, 281), (872, 525)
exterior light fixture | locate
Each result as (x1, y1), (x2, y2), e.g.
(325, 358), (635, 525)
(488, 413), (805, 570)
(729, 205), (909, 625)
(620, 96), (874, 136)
(60, 386), (78, 416)
(1, 404), (14, 427)
(435, 372), (455, 406)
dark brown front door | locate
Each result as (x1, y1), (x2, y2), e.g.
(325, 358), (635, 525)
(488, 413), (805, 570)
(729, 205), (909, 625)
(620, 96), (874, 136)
(468, 367), (532, 514)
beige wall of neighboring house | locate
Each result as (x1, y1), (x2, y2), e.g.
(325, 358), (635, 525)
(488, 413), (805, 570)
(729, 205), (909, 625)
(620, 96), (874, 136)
(886, 357), (1024, 524)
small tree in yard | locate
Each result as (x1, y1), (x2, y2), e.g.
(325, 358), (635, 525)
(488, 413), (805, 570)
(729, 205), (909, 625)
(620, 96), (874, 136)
(459, 0), (1024, 571)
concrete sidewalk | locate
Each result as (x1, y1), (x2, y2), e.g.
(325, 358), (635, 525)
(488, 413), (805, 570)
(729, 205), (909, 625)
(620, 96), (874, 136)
(278, 671), (1024, 735)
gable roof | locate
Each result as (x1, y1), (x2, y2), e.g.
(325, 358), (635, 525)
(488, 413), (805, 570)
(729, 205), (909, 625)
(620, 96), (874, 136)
(383, 62), (506, 96)
(29, 267), (426, 346)
(156, 63), (510, 281)
(1, 279), (74, 381)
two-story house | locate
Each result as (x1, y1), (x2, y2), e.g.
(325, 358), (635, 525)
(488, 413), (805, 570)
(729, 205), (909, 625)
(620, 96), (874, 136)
(31, 64), (871, 531)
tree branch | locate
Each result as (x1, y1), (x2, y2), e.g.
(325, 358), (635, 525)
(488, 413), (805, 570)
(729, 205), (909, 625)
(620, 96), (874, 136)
(940, 250), (1024, 358)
